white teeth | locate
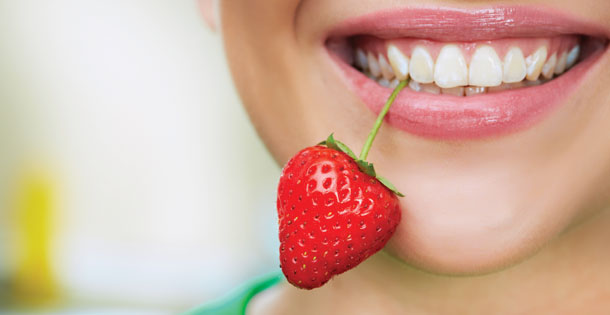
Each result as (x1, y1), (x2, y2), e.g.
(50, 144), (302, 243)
(410, 46), (435, 83)
(541, 52), (557, 79)
(367, 51), (381, 78)
(465, 86), (487, 96)
(357, 41), (582, 93)
(487, 81), (526, 93)
(387, 44), (409, 80)
(554, 51), (568, 75)
(503, 47), (527, 83)
(434, 44), (468, 88)
(377, 78), (391, 88)
(408, 80), (422, 92)
(355, 49), (368, 71)
(421, 83), (441, 95)
(469, 45), (503, 87)
(487, 83), (511, 93)
(566, 45), (580, 68)
(525, 46), (548, 81)
(508, 81), (525, 89)
(525, 79), (542, 86)
(389, 78), (400, 89)
(441, 87), (464, 96)
(378, 54), (395, 80)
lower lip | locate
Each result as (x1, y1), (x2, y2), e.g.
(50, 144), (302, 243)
(331, 50), (603, 140)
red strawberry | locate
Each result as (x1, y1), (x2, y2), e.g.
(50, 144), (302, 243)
(276, 80), (409, 289)
(277, 143), (401, 289)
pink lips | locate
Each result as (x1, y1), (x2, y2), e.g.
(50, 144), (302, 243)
(327, 6), (610, 41)
(327, 6), (609, 139)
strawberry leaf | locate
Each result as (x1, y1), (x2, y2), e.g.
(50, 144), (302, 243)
(355, 159), (376, 178)
(319, 133), (357, 160)
(376, 175), (405, 197)
(356, 160), (404, 197)
(320, 134), (404, 197)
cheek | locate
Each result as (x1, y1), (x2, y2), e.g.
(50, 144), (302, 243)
(383, 186), (576, 275)
(219, 0), (305, 159)
(382, 179), (550, 274)
(380, 144), (610, 275)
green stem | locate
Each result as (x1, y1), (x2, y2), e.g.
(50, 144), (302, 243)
(359, 79), (408, 161)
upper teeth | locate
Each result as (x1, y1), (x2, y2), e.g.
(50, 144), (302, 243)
(555, 51), (568, 75)
(409, 46), (435, 84)
(503, 47), (527, 83)
(378, 54), (395, 81)
(566, 45), (580, 68)
(434, 44), (468, 88)
(367, 51), (382, 78)
(525, 46), (548, 81)
(355, 43), (580, 90)
(541, 52), (558, 79)
(469, 45), (503, 87)
(387, 45), (409, 80)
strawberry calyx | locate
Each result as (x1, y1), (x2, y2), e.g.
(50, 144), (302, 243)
(318, 79), (408, 197)
(319, 133), (404, 197)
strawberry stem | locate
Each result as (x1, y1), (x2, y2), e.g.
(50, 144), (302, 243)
(359, 79), (408, 161)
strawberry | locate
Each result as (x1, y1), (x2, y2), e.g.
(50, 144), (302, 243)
(276, 80), (409, 289)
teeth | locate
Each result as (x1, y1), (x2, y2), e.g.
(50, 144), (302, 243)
(465, 86), (487, 96)
(441, 87), (464, 96)
(487, 82), (526, 93)
(421, 83), (441, 95)
(377, 78), (391, 88)
(367, 52), (381, 78)
(357, 41), (582, 94)
(487, 83), (512, 93)
(407, 81), (443, 95)
(554, 51), (568, 75)
(503, 47), (527, 83)
(525, 79), (542, 86)
(541, 53), (557, 79)
(389, 78), (400, 89)
(508, 81), (525, 89)
(378, 54), (395, 80)
(566, 45), (580, 68)
(525, 46), (548, 81)
(355, 49), (368, 71)
(469, 45), (503, 87)
(387, 44), (409, 80)
(434, 44), (468, 88)
(410, 46), (435, 83)
(408, 80), (422, 92)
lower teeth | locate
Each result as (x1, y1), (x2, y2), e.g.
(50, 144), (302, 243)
(365, 70), (548, 96)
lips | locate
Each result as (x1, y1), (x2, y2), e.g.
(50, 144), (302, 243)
(324, 6), (609, 139)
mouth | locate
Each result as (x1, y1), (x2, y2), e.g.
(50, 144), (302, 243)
(325, 6), (609, 139)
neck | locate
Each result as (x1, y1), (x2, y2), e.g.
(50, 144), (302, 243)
(249, 207), (610, 315)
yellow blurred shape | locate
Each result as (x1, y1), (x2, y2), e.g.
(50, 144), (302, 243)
(13, 166), (58, 303)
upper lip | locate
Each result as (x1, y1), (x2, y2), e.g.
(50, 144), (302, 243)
(326, 6), (610, 41)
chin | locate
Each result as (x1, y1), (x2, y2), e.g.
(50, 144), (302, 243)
(383, 180), (564, 275)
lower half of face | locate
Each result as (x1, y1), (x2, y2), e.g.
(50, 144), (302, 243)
(219, 0), (610, 274)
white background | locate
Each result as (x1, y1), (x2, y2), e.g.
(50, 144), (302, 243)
(1, 0), (280, 312)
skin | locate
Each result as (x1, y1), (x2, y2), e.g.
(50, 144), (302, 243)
(200, 0), (610, 313)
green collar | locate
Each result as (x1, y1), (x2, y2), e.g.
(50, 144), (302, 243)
(184, 272), (284, 315)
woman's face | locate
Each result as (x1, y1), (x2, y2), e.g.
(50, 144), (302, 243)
(214, 0), (610, 274)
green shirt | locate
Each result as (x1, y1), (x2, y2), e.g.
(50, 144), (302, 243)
(184, 272), (284, 315)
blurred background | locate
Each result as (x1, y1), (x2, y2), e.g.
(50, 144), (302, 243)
(0, 0), (280, 313)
